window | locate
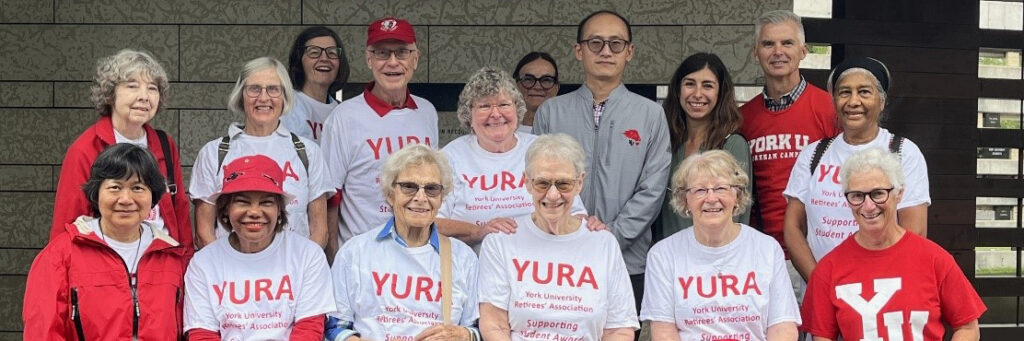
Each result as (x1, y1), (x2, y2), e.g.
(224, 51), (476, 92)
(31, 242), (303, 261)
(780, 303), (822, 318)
(979, 48), (1022, 80)
(794, 0), (832, 19)
(981, 1), (1024, 31)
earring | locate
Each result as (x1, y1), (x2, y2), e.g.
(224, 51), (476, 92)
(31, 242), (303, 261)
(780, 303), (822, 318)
(684, 209), (691, 217)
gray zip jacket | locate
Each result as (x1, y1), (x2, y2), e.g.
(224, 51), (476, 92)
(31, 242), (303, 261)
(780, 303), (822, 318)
(534, 83), (671, 275)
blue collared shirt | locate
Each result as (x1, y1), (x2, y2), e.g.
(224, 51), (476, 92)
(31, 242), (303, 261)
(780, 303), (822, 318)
(375, 217), (441, 252)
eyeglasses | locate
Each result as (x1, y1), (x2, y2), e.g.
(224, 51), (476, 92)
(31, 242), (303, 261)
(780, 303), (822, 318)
(677, 185), (740, 199)
(518, 75), (558, 90)
(304, 45), (342, 59)
(530, 178), (578, 193)
(393, 182), (444, 197)
(579, 38), (631, 54)
(244, 85), (283, 98)
(844, 187), (894, 206)
(368, 48), (415, 60)
(473, 102), (515, 114)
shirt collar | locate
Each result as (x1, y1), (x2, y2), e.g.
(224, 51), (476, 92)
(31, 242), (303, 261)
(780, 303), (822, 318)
(761, 76), (807, 111)
(363, 82), (418, 117)
(375, 217), (441, 252)
(577, 82), (627, 104)
(227, 121), (291, 138)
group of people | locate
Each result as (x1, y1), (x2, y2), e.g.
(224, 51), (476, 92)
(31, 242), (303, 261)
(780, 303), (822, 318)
(23, 8), (985, 341)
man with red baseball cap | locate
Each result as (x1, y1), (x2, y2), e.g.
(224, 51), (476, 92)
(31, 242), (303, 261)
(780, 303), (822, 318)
(320, 17), (439, 255)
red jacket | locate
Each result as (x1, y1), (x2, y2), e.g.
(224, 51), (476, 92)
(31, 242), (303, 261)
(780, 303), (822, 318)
(52, 116), (194, 262)
(24, 216), (186, 340)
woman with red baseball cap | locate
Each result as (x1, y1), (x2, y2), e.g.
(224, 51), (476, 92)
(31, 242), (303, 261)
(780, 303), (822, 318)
(184, 154), (335, 340)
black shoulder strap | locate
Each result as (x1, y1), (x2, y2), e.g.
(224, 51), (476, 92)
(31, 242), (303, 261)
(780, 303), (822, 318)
(217, 136), (231, 171)
(809, 137), (835, 174)
(889, 134), (905, 156)
(155, 129), (177, 196)
(291, 133), (309, 170)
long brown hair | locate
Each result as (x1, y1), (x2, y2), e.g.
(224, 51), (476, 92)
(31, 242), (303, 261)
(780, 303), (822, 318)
(663, 52), (742, 152)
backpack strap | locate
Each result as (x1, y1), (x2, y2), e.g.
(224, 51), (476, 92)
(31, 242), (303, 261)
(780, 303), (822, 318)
(439, 234), (453, 325)
(291, 133), (309, 171)
(155, 129), (177, 196)
(216, 136), (231, 171)
(809, 136), (835, 175)
(889, 134), (905, 156)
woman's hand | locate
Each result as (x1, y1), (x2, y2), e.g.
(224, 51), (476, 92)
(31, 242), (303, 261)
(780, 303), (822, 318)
(414, 324), (471, 341)
(483, 217), (518, 235)
(584, 215), (609, 231)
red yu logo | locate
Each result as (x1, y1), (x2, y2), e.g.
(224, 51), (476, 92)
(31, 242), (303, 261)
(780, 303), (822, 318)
(381, 19), (398, 31)
(623, 129), (641, 146)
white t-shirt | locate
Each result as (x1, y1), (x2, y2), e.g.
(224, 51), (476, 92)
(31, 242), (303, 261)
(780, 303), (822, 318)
(320, 93), (438, 242)
(189, 123), (335, 240)
(517, 125), (533, 134)
(331, 222), (479, 339)
(184, 231), (335, 339)
(439, 133), (586, 248)
(640, 224), (801, 340)
(280, 91), (339, 144)
(113, 130), (168, 233)
(783, 128), (930, 261)
(88, 217), (154, 276)
(478, 216), (639, 340)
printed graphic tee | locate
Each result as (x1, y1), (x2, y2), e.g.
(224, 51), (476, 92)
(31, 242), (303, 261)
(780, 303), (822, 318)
(640, 224), (800, 340)
(184, 231), (336, 339)
(783, 128), (930, 261)
(281, 91), (339, 144)
(478, 216), (639, 340)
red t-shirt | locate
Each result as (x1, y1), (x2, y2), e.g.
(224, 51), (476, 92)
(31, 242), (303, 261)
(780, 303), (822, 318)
(801, 232), (986, 340)
(739, 84), (839, 256)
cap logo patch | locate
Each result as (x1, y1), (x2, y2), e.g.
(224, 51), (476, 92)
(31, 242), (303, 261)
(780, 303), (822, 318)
(381, 19), (398, 32)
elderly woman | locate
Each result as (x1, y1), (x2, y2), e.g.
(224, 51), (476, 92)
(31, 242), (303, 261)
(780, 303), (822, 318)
(184, 154), (335, 340)
(641, 150), (799, 340)
(281, 26), (350, 144)
(437, 67), (588, 250)
(478, 134), (638, 340)
(327, 144), (480, 341)
(25, 143), (185, 339)
(801, 148), (984, 340)
(190, 57), (334, 249)
(783, 57), (930, 284)
(512, 52), (560, 133)
(52, 49), (193, 260)
(655, 52), (751, 242)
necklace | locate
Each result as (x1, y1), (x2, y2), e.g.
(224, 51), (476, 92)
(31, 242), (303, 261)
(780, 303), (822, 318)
(99, 220), (144, 284)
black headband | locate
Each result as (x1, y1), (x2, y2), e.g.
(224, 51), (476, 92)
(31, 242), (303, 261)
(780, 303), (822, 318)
(829, 57), (890, 93)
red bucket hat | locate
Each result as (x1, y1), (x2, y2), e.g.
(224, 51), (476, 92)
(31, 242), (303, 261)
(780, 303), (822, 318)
(214, 155), (294, 203)
(367, 17), (416, 45)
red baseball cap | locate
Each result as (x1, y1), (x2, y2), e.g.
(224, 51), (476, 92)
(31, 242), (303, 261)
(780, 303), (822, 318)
(214, 154), (294, 203)
(367, 17), (416, 45)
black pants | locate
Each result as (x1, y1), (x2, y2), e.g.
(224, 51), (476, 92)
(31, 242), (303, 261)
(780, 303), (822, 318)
(630, 273), (645, 341)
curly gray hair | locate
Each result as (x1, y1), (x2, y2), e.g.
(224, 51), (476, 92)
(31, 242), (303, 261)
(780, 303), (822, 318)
(840, 147), (905, 193)
(456, 67), (527, 132)
(90, 49), (170, 117)
(669, 150), (752, 218)
(525, 134), (586, 178)
(379, 144), (454, 200)
(226, 57), (296, 117)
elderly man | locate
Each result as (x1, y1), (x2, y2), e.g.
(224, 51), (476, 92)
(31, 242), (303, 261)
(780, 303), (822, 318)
(321, 17), (438, 253)
(739, 10), (840, 297)
(534, 10), (671, 313)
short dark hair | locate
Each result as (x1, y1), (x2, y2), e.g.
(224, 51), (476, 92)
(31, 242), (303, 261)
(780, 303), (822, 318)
(512, 51), (559, 81)
(215, 192), (289, 233)
(288, 26), (350, 102)
(82, 143), (167, 217)
(576, 10), (632, 43)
